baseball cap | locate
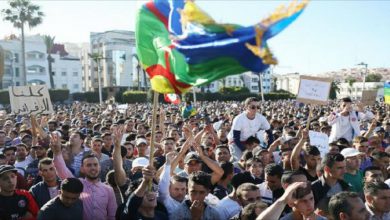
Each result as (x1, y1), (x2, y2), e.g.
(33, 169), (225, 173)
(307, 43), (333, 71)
(0, 165), (18, 176)
(132, 157), (149, 168)
(184, 152), (201, 164)
(340, 148), (363, 158)
(136, 138), (147, 146)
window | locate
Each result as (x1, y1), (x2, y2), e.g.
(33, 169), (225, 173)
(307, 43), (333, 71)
(16, 82), (20, 86)
(61, 71), (67, 76)
(14, 53), (19, 63)
(73, 72), (78, 77)
(73, 84), (79, 89)
(15, 68), (19, 77)
(62, 84), (67, 89)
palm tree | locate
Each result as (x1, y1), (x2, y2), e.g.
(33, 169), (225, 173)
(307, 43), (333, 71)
(329, 81), (340, 100)
(132, 54), (141, 91)
(2, 0), (44, 86)
(43, 35), (55, 89)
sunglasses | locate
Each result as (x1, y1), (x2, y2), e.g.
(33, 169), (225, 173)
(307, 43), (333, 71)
(250, 105), (261, 110)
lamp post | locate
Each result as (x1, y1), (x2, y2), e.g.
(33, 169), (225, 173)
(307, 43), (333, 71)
(357, 62), (368, 91)
(89, 53), (105, 105)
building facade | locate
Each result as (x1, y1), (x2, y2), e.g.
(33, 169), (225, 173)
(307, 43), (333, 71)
(89, 30), (137, 92)
(337, 82), (384, 100)
(0, 35), (82, 93)
(275, 72), (301, 95)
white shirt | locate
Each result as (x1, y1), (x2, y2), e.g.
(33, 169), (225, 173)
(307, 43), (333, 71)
(228, 112), (270, 142)
(158, 164), (181, 219)
(215, 196), (241, 220)
(258, 182), (273, 205)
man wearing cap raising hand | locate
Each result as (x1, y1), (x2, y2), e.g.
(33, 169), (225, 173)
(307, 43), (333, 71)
(328, 97), (374, 143)
(341, 148), (365, 193)
(0, 164), (39, 219)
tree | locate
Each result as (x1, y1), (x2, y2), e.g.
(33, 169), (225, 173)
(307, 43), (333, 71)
(2, 0), (44, 86)
(365, 73), (382, 82)
(347, 77), (356, 96)
(132, 54), (141, 91)
(43, 35), (55, 89)
(329, 81), (340, 100)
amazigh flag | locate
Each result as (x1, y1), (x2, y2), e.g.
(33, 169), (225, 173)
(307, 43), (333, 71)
(136, 0), (308, 94)
(385, 81), (390, 104)
(164, 93), (181, 104)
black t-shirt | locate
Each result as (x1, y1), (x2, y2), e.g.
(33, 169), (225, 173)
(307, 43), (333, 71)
(212, 184), (229, 200)
(299, 166), (318, 182)
(0, 189), (39, 220)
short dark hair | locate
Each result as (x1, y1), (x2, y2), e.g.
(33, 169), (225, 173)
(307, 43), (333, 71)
(170, 175), (188, 185)
(236, 183), (259, 198)
(220, 161), (234, 180)
(264, 163), (283, 178)
(281, 170), (305, 185)
(245, 158), (263, 169)
(231, 172), (255, 190)
(81, 154), (98, 166)
(329, 191), (360, 220)
(61, 178), (83, 194)
(215, 145), (230, 154)
(246, 136), (260, 145)
(304, 145), (321, 156)
(240, 201), (268, 220)
(38, 157), (53, 170)
(364, 182), (390, 196)
(188, 171), (212, 190)
(321, 153), (344, 170)
(363, 166), (381, 177)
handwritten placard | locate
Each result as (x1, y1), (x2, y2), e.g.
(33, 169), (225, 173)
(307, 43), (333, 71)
(297, 76), (332, 105)
(9, 85), (54, 115)
(361, 90), (377, 106)
(309, 131), (329, 158)
(117, 104), (128, 114)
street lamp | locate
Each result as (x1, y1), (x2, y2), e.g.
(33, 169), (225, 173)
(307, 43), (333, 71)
(357, 62), (368, 90)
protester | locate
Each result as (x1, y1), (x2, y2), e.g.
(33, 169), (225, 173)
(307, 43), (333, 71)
(0, 164), (39, 219)
(38, 177), (83, 220)
(29, 158), (61, 208)
(328, 191), (369, 220)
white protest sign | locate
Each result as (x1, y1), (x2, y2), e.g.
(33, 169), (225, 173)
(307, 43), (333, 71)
(297, 76), (332, 105)
(309, 131), (329, 158)
(9, 85), (54, 115)
(117, 104), (128, 114)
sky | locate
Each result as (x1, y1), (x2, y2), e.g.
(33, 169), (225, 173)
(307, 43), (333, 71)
(0, 0), (389, 75)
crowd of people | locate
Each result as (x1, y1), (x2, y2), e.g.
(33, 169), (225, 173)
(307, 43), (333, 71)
(0, 96), (390, 220)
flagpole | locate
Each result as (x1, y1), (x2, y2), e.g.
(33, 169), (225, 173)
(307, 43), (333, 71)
(192, 87), (197, 107)
(149, 90), (159, 190)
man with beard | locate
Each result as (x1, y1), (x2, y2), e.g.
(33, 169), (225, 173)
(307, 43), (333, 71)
(51, 133), (117, 220)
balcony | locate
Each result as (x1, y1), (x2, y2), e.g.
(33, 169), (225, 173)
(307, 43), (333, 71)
(27, 65), (46, 75)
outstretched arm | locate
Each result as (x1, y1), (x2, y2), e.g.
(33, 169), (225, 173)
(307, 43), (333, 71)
(113, 126), (127, 187)
(51, 133), (74, 179)
(193, 141), (223, 185)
